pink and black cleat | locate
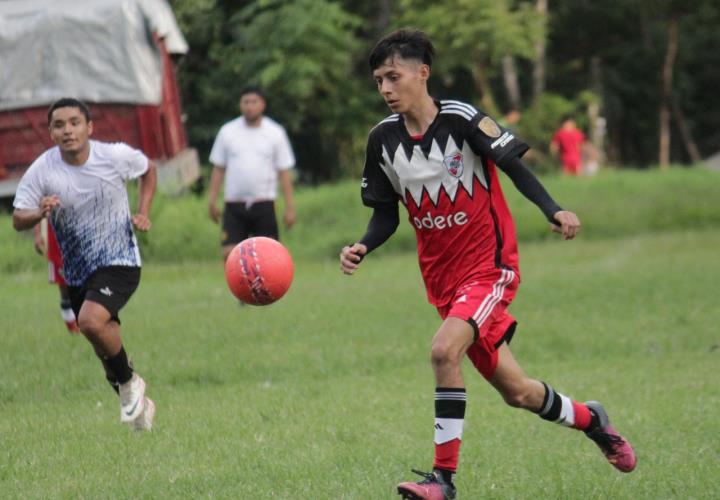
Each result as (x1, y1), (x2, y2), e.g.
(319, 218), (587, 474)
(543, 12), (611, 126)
(397, 469), (456, 500)
(585, 401), (637, 472)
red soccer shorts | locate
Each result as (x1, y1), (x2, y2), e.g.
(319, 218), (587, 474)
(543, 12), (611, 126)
(46, 224), (66, 286)
(436, 268), (519, 380)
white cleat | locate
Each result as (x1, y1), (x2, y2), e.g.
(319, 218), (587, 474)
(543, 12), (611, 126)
(133, 397), (155, 431)
(119, 374), (146, 423)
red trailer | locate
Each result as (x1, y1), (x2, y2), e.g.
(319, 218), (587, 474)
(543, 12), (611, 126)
(0, 0), (199, 197)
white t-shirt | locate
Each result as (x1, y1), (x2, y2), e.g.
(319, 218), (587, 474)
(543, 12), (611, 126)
(13, 140), (149, 286)
(209, 116), (295, 202)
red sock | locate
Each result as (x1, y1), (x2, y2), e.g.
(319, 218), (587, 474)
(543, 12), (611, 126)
(571, 401), (592, 430)
(434, 438), (462, 471)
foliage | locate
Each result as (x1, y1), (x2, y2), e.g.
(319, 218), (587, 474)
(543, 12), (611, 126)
(167, 0), (720, 178)
(397, 0), (542, 115)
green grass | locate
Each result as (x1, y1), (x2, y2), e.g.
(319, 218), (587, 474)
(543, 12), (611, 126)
(1, 167), (719, 271)
(1, 168), (719, 498)
(1, 227), (719, 498)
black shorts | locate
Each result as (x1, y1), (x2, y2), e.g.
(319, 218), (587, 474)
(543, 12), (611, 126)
(67, 266), (141, 323)
(222, 200), (279, 246)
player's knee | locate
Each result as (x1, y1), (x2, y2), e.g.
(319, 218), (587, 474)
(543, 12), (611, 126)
(77, 313), (103, 336)
(430, 341), (462, 368)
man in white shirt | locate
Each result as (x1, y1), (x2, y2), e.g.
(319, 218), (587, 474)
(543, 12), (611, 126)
(13, 98), (157, 431)
(207, 86), (296, 260)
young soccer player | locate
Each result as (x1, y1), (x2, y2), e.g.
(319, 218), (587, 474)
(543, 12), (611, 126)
(13, 98), (157, 431)
(340, 30), (636, 500)
(33, 219), (80, 334)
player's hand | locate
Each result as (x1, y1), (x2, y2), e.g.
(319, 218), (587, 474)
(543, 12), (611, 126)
(39, 195), (61, 218)
(132, 213), (152, 232)
(551, 210), (581, 240)
(208, 204), (221, 223)
(340, 243), (367, 275)
(283, 207), (296, 229)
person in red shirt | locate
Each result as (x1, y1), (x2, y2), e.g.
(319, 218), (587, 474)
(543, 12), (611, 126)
(33, 219), (80, 334)
(340, 30), (636, 500)
(550, 116), (586, 175)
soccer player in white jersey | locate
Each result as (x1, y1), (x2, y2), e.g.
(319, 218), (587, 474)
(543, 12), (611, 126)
(340, 30), (636, 499)
(208, 85), (296, 261)
(13, 98), (157, 431)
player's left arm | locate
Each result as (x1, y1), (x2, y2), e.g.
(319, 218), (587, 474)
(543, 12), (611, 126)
(278, 169), (296, 229)
(498, 155), (581, 240)
(132, 160), (157, 232)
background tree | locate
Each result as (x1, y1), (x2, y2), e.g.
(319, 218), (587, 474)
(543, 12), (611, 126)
(398, 0), (542, 117)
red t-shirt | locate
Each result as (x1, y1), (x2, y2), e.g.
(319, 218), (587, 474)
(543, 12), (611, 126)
(362, 100), (529, 307)
(551, 128), (585, 165)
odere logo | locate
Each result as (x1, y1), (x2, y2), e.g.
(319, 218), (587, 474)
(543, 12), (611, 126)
(413, 211), (469, 230)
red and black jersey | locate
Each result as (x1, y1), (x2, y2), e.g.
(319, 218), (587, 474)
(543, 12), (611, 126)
(361, 100), (529, 307)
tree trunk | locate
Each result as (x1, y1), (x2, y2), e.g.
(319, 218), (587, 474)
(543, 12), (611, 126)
(659, 15), (678, 168)
(472, 63), (499, 117)
(501, 54), (522, 111)
(671, 95), (702, 163)
(532, 0), (548, 101)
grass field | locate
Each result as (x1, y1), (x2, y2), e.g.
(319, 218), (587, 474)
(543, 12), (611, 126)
(1, 169), (719, 498)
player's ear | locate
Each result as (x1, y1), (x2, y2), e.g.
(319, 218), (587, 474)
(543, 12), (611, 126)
(418, 64), (430, 82)
(87, 120), (94, 137)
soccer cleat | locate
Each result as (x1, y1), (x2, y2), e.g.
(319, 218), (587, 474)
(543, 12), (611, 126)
(397, 469), (456, 500)
(133, 397), (155, 431)
(584, 401), (637, 472)
(119, 374), (146, 424)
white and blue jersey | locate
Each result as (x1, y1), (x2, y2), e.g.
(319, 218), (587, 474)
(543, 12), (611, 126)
(13, 141), (149, 286)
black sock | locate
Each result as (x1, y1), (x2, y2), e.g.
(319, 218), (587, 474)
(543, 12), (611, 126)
(104, 347), (133, 385)
(433, 467), (454, 485)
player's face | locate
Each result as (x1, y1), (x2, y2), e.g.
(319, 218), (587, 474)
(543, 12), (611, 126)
(373, 57), (429, 114)
(239, 93), (266, 123)
(49, 107), (93, 155)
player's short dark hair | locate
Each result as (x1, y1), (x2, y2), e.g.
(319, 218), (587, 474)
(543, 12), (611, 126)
(47, 98), (91, 125)
(369, 29), (435, 71)
(240, 85), (265, 100)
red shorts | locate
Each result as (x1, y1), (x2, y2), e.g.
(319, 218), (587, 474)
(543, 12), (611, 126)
(436, 268), (519, 380)
(46, 225), (66, 286)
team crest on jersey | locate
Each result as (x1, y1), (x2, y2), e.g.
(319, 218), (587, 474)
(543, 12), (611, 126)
(478, 116), (502, 138)
(443, 152), (464, 178)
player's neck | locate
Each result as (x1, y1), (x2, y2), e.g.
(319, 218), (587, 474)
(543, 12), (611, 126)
(402, 95), (437, 136)
(244, 115), (263, 127)
(60, 143), (91, 166)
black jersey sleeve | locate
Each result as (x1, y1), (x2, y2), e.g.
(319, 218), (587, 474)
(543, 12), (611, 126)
(466, 112), (529, 165)
(358, 203), (400, 254)
(360, 130), (398, 208)
(497, 155), (563, 224)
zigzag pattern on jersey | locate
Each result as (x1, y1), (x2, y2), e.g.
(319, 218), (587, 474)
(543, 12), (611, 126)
(380, 134), (489, 209)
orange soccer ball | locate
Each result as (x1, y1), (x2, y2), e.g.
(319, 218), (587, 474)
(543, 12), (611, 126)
(224, 237), (294, 305)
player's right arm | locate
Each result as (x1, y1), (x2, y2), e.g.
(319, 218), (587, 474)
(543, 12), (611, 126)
(341, 203), (399, 275)
(341, 127), (400, 275)
(208, 128), (228, 224)
(13, 195), (60, 231)
(207, 166), (225, 223)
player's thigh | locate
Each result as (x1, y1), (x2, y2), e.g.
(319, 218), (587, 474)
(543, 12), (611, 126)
(82, 266), (141, 324)
(222, 202), (249, 245)
(431, 317), (475, 362)
(248, 201), (279, 240)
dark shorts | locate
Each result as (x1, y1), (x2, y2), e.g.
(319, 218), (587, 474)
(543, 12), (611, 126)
(67, 266), (141, 323)
(222, 200), (279, 246)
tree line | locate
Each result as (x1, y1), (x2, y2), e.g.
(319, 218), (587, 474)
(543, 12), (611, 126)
(170, 0), (720, 182)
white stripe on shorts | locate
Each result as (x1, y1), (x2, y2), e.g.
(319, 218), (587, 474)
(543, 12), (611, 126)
(471, 269), (515, 327)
